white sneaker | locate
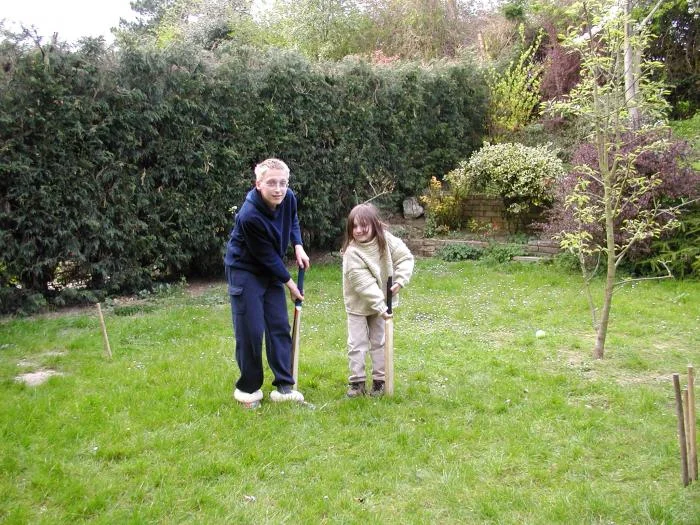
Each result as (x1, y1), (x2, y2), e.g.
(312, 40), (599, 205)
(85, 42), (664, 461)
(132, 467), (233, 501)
(234, 388), (263, 409)
(269, 385), (304, 403)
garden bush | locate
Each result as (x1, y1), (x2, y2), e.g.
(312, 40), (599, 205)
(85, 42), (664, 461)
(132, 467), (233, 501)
(420, 177), (465, 237)
(541, 128), (700, 278)
(632, 206), (700, 279)
(446, 142), (565, 230)
(435, 243), (484, 261)
(486, 29), (543, 140)
(482, 242), (527, 264)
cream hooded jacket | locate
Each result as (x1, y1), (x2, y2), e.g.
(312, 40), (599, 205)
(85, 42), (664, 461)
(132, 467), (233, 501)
(342, 231), (414, 316)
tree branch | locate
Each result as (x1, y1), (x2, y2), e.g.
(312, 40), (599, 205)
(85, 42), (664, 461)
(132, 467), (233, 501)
(613, 260), (673, 290)
(362, 190), (392, 205)
(637, 0), (664, 29)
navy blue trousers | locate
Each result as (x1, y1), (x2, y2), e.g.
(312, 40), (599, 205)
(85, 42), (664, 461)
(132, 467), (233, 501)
(226, 266), (294, 393)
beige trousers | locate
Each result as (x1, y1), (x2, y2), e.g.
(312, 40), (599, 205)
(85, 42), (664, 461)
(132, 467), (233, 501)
(346, 312), (385, 383)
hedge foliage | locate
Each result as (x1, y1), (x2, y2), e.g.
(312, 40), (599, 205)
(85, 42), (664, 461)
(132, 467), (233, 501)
(0, 40), (487, 312)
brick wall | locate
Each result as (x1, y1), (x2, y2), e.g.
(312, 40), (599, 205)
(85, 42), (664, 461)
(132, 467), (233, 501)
(462, 196), (509, 233)
(395, 193), (559, 259)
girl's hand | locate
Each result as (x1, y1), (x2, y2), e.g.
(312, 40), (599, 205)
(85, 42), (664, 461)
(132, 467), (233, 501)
(381, 311), (393, 320)
(390, 283), (402, 295)
(295, 245), (310, 269)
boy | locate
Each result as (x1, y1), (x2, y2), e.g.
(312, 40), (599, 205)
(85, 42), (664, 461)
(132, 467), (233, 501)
(224, 158), (310, 408)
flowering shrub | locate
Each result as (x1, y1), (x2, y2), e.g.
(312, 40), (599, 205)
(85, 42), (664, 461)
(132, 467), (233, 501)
(446, 142), (565, 229)
(486, 29), (544, 140)
(419, 177), (464, 236)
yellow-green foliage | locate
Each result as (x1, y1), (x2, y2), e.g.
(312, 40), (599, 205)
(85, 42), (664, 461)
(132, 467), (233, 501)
(486, 28), (544, 140)
(419, 176), (463, 235)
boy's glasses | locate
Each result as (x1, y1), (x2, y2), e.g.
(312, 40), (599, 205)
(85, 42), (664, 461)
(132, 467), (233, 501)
(263, 180), (289, 189)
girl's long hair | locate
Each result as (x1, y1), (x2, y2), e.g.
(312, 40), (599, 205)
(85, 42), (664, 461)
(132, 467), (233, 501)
(342, 203), (387, 256)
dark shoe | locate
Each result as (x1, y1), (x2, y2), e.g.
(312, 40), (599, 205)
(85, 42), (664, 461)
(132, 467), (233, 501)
(346, 382), (366, 398)
(370, 380), (385, 397)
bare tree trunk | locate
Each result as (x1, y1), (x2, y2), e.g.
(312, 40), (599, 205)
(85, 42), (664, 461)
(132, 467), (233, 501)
(624, 0), (641, 130)
(446, 0), (457, 19)
(594, 241), (616, 359)
(593, 131), (617, 359)
(477, 31), (487, 61)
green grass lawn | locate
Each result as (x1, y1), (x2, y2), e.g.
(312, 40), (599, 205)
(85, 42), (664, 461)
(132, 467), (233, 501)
(1, 259), (699, 524)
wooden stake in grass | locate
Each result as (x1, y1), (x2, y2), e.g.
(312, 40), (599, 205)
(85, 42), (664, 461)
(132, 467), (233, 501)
(683, 388), (691, 477)
(688, 365), (697, 481)
(96, 303), (113, 360)
(673, 373), (689, 486)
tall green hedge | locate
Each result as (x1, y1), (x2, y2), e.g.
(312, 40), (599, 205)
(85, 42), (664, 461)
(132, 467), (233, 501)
(0, 40), (487, 313)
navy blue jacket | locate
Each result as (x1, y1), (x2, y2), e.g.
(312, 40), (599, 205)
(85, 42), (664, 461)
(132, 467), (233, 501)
(224, 187), (303, 283)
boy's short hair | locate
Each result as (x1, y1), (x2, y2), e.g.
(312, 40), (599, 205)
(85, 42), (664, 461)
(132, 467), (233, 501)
(255, 158), (290, 181)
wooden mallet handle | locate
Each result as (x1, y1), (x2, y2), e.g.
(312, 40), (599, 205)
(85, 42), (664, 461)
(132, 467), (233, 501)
(291, 267), (304, 386)
(384, 276), (394, 396)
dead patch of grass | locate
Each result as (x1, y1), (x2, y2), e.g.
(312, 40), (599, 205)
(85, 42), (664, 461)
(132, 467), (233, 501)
(15, 369), (64, 386)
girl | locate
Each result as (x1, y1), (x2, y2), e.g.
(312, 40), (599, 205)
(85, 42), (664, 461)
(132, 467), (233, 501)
(341, 204), (414, 397)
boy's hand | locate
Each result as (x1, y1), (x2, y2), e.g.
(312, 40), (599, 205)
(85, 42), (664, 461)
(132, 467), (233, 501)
(390, 283), (402, 295)
(285, 279), (304, 302)
(295, 245), (310, 269)
(381, 311), (393, 320)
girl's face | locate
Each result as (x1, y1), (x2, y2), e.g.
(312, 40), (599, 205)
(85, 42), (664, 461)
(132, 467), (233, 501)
(352, 219), (374, 243)
(256, 168), (289, 209)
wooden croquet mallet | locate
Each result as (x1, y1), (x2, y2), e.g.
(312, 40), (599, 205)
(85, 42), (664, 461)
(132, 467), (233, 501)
(291, 267), (304, 387)
(384, 276), (394, 396)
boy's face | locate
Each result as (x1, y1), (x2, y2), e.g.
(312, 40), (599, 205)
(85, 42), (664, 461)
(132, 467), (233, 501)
(256, 168), (289, 209)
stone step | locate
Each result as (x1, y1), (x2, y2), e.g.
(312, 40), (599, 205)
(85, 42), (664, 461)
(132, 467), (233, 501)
(511, 255), (551, 263)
